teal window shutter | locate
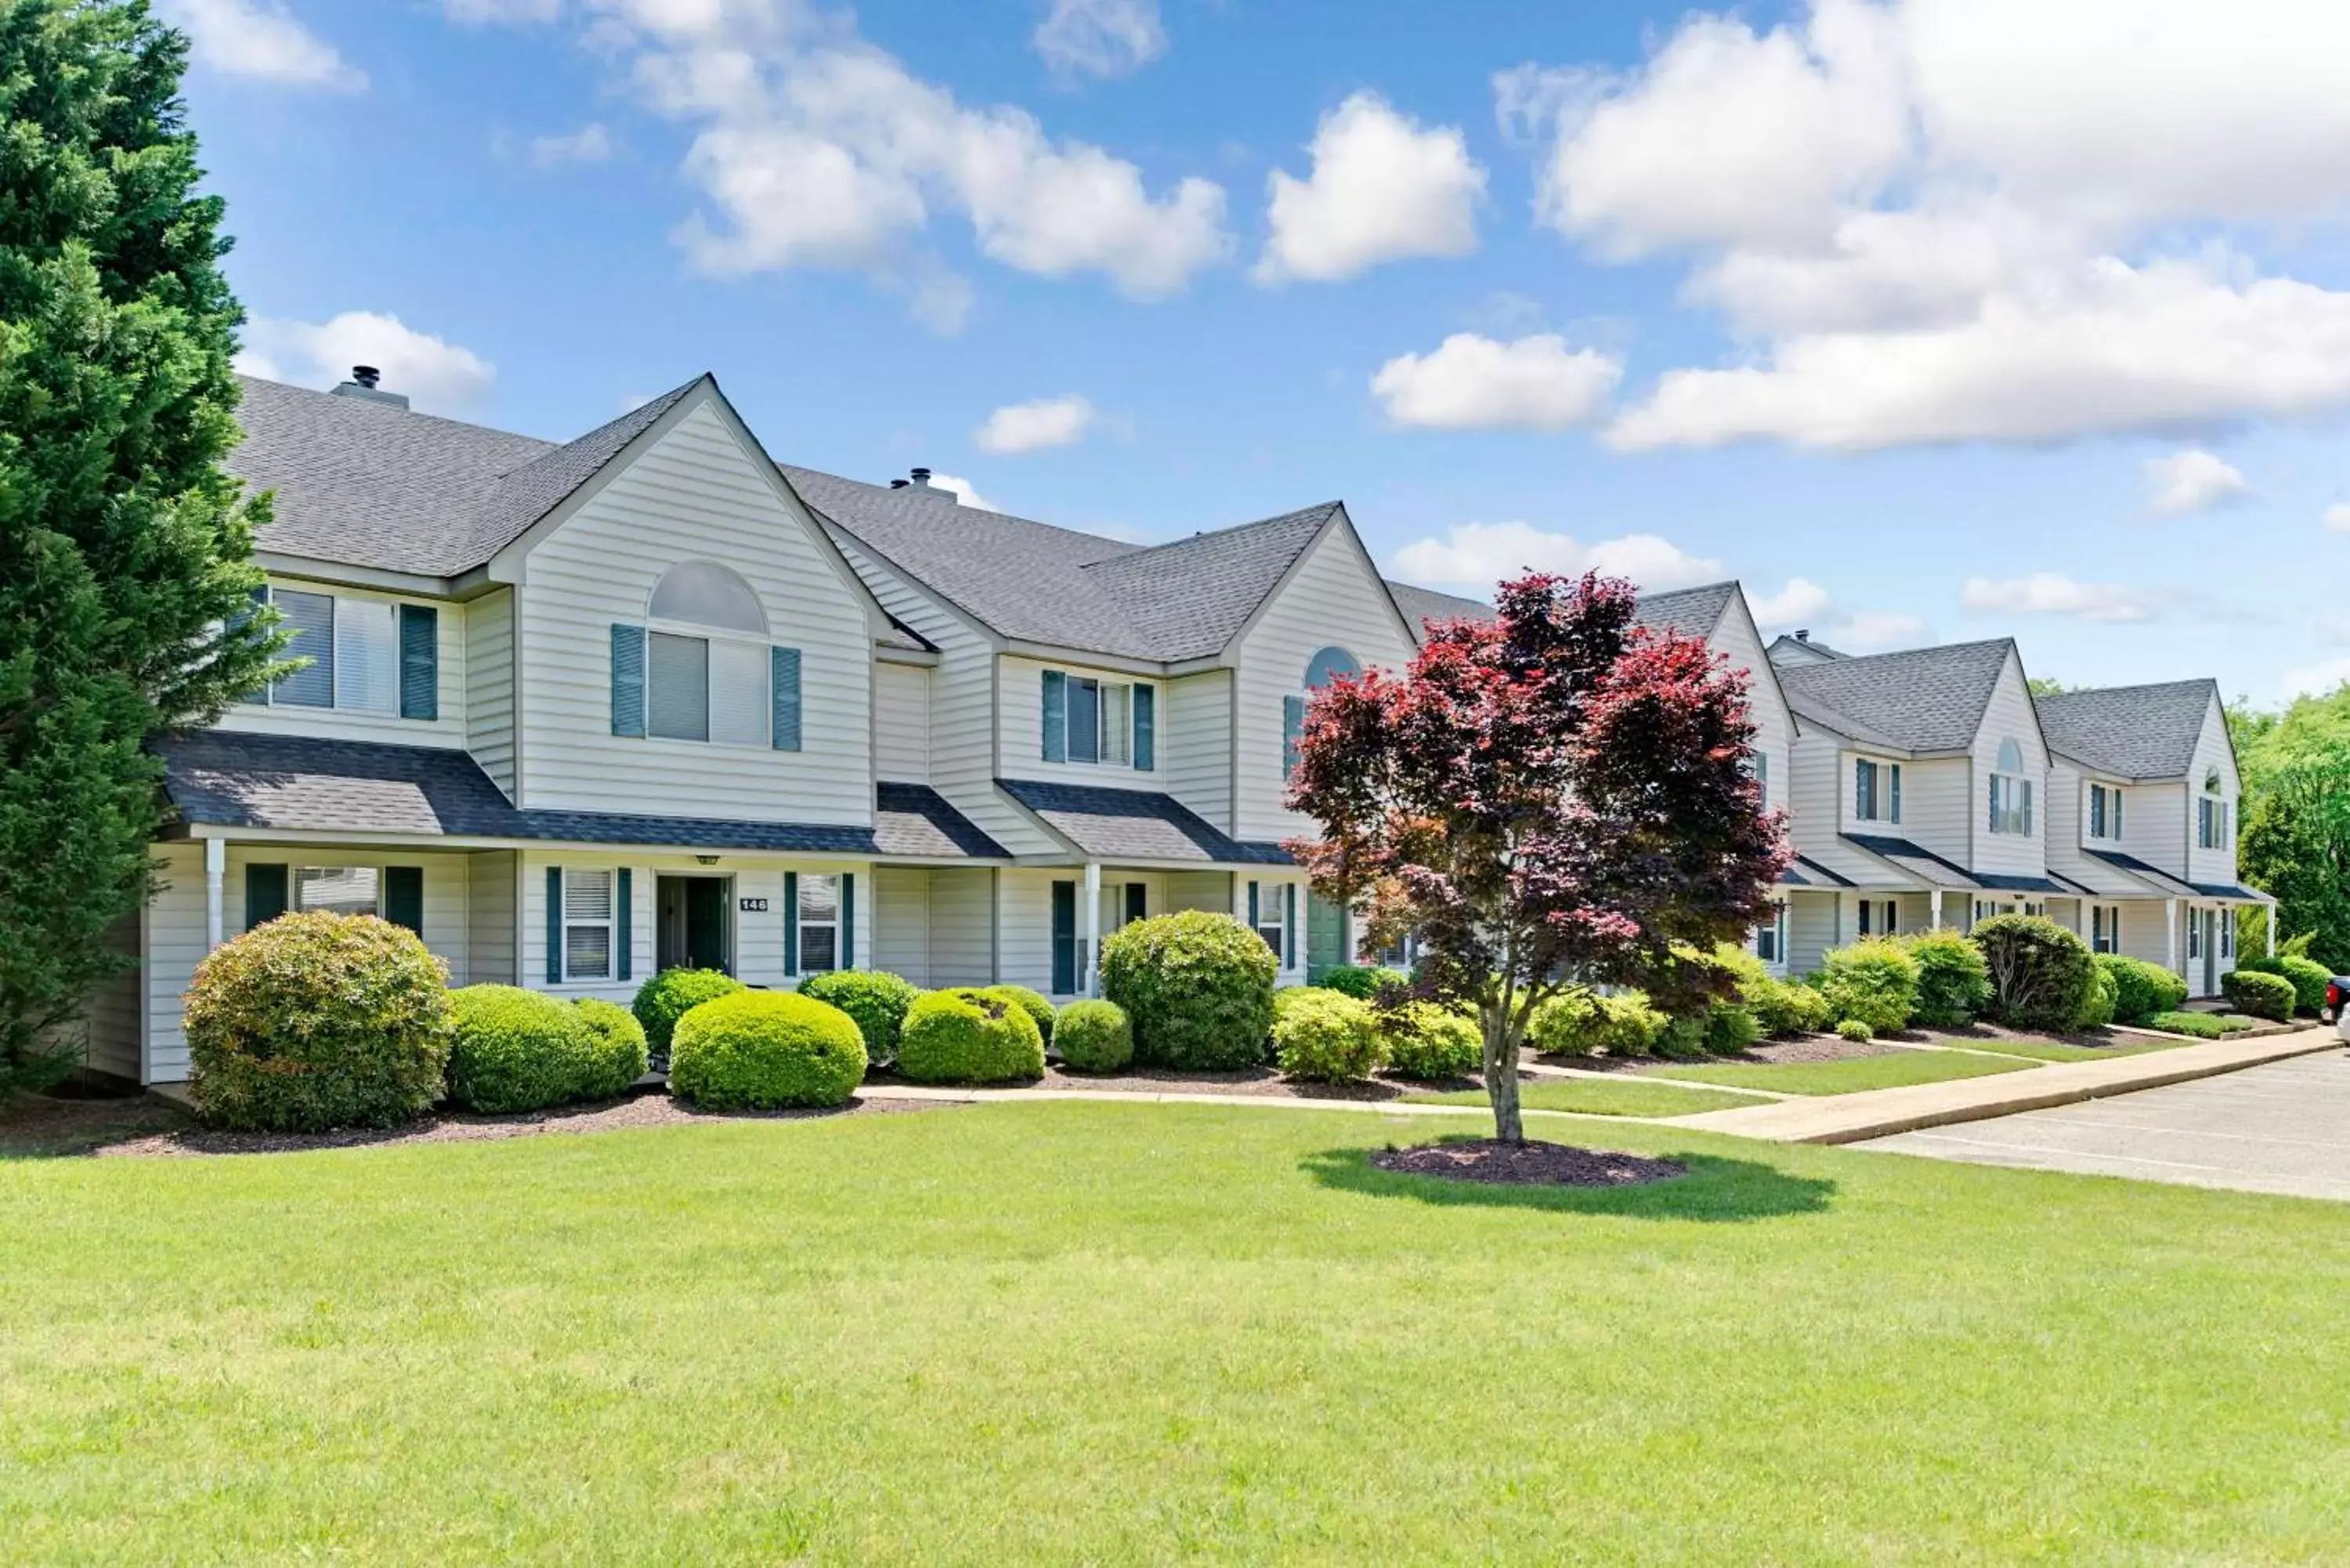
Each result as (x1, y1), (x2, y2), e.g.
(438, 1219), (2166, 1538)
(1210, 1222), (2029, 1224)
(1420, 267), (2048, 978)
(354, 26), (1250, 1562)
(1247, 880), (1260, 928)
(1133, 684), (1155, 771)
(1890, 764), (1903, 825)
(1284, 884), (1297, 968)
(1125, 883), (1146, 924)
(611, 625), (646, 737)
(1050, 880), (1076, 995)
(384, 866), (425, 934)
(398, 605), (439, 720)
(772, 646), (802, 751)
(244, 863), (288, 928)
(841, 873), (855, 969)
(784, 871), (800, 977)
(616, 869), (633, 983)
(545, 868), (563, 984)
(1282, 695), (1305, 779)
(1041, 670), (1066, 762)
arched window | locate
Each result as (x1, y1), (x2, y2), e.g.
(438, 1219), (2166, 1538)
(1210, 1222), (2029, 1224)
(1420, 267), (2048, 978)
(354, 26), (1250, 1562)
(1995, 737), (2023, 774)
(1303, 646), (1361, 690)
(2199, 768), (2230, 849)
(2204, 767), (2222, 794)
(1286, 648), (1362, 779)
(1989, 736), (2034, 836)
(649, 561), (767, 634)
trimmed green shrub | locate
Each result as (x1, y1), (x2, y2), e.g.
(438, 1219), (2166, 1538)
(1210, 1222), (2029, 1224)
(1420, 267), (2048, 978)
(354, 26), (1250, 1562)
(1318, 964), (1411, 1002)
(2149, 1010), (2225, 1039)
(1054, 999), (1133, 1074)
(667, 990), (866, 1109)
(446, 985), (595, 1115)
(1272, 988), (1386, 1082)
(572, 998), (650, 1099)
(631, 967), (746, 1067)
(1650, 1013), (1709, 1059)
(1972, 915), (2096, 1033)
(1816, 938), (1921, 1035)
(2074, 963), (2118, 1029)
(1592, 992), (1668, 1056)
(1897, 930), (1994, 1028)
(1752, 977), (1835, 1037)
(2096, 954), (2186, 1026)
(797, 970), (920, 1066)
(1100, 911), (1278, 1071)
(1525, 989), (1665, 1057)
(1835, 1017), (1875, 1043)
(1379, 1003), (1482, 1080)
(987, 985), (1057, 1046)
(2221, 968), (2294, 1022)
(898, 988), (1047, 1084)
(2238, 954), (2329, 1016)
(185, 912), (454, 1133)
(1704, 1003), (1763, 1054)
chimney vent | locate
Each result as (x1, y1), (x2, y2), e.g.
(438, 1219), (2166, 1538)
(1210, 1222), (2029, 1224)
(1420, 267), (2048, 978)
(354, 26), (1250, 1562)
(1794, 629), (1811, 642)
(898, 466), (955, 503)
(331, 364), (410, 410)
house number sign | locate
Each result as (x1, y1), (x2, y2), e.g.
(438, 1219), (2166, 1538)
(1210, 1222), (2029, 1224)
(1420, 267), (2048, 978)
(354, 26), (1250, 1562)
(739, 897), (770, 913)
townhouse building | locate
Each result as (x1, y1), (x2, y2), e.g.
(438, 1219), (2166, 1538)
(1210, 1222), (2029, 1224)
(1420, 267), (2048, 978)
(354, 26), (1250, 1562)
(79, 370), (2268, 1087)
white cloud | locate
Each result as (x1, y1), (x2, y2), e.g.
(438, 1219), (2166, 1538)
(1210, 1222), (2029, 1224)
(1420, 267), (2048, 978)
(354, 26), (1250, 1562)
(927, 472), (1002, 513)
(2325, 504), (2350, 534)
(1371, 333), (1622, 432)
(2144, 449), (2249, 515)
(1387, 522), (1723, 594)
(1508, 0), (2350, 450)
(588, 2), (1227, 305)
(1748, 577), (1927, 650)
(1959, 572), (2168, 623)
(235, 312), (496, 412)
(2282, 656), (2350, 699)
(1834, 609), (1932, 649)
(1033, 0), (1164, 81)
(526, 122), (617, 166)
(1747, 578), (1833, 627)
(163, 0), (364, 90)
(1255, 92), (1484, 284)
(974, 395), (1096, 454)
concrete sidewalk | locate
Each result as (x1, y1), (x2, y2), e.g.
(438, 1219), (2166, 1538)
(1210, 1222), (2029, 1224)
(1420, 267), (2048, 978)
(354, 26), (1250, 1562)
(1666, 1028), (2341, 1144)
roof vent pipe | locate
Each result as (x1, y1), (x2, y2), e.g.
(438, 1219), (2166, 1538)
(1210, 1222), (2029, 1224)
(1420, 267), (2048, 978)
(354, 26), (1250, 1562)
(331, 363), (410, 410)
(900, 466), (955, 503)
(1794, 629), (1810, 642)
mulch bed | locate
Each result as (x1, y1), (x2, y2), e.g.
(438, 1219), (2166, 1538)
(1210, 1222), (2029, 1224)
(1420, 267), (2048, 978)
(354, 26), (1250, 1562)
(865, 1063), (1483, 1102)
(1371, 1139), (1687, 1187)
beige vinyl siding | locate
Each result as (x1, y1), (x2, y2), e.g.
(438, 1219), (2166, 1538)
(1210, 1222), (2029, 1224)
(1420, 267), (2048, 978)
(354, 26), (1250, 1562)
(1231, 525), (1418, 844)
(1163, 669), (1233, 832)
(512, 402), (873, 826)
(81, 914), (143, 1082)
(1841, 751), (1968, 864)
(927, 868), (996, 987)
(997, 868), (1060, 996)
(2125, 782), (2189, 878)
(1711, 595), (1794, 815)
(999, 654), (1162, 787)
(219, 578), (467, 748)
(873, 865), (931, 985)
(2119, 897), (2184, 977)
(2186, 697), (2242, 888)
(469, 849), (518, 985)
(1161, 870), (1232, 913)
(1787, 726), (1906, 885)
(1785, 889), (1840, 976)
(1971, 650), (2049, 880)
(874, 663), (930, 783)
(465, 588), (517, 799)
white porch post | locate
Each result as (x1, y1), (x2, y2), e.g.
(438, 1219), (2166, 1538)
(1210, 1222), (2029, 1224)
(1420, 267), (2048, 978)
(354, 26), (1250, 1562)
(1340, 902), (1355, 967)
(2267, 901), (2277, 959)
(2164, 899), (2179, 976)
(203, 836), (226, 952)
(1080, 861), (1101, 997)
(1929, 889), (1943, 930)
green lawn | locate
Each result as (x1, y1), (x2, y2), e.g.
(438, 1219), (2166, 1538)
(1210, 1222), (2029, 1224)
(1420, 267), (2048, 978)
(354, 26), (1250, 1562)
(7, 1101), (2350, 1563)
(1405, 1075), (1766, 1117)
(1645, 1046), (2039, 1096)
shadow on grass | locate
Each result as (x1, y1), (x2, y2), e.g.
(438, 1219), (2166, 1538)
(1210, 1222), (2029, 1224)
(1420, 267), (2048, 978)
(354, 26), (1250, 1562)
(1299, 1141), (1837, 1223)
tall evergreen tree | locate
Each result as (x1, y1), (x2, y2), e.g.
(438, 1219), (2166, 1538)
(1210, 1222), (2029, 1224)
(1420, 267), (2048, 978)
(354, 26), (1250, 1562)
(0, 0), (281, 1086)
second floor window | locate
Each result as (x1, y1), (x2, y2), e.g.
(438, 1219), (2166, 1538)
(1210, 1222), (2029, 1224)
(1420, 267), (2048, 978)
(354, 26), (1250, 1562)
(1286, 647), (1362, 780)
(1854, 758), (1902, 824)
(2088, 782), (2124, 840)
(1040, 670), (1155, 769)
(1989, 738), (2034, 836)
(613, 562), (800, 750)
(257, 587), (439, 719)
(2198, 770), (2231, 849)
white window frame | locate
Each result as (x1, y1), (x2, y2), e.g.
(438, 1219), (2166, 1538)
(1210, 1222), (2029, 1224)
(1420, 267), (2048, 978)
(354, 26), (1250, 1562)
(1755, 902), (1788, 966)
(2187, 910), (2203, 961)
(2221, 909), (2236, 960)
(1988, 774), (2035, 836)
(2088, 782), (2125, 843)
(295, 865), (381, 918)
(1249, 880), (1288, 962)
(1050, 672), (1146, 770)
(645, 620), (770, 749)
(258, 587), (421, 717)
(562, 869), (616, 982)
(797, 873), (841, 976)
(1854, 757), (1902, 825)
(2091, 904), (2123, 954)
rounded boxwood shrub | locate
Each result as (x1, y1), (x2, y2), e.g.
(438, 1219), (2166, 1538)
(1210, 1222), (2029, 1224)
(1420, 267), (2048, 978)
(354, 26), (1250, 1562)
(631, 967), (746, 1068)
(898, 988), (1047, 1083)
(797, 970), (920, 1067)
(2221, 967), (2295, 1022)
(2074, 963), (2118, 1030)
(1835, 1017), (1875, 1043)
(985, 985), (1057, 1046)
(1379, 1002), (1482, 1080)
(2238, 954), (2329, 1016)
(1896, 930), (1994, 1028)
(1704, 1003), (1763, 1054)
(1318, 964), (1410, 1002)
(1816, 938), (1921, 1035)
(667, 990), (866, 1110)
(1271, 988), (1386, 1082)
(1100, 911), (1278, 1071)
(185, 912), (453, 1133)
(446, 985), (597, 1114)
(572, 998), (651, 1099)
(2095, 953), (2187, 1026)
(1972, 915), (2095, 1032)
(1054, 999), (1133, 1074)
(1752, 977), (1834, 1037)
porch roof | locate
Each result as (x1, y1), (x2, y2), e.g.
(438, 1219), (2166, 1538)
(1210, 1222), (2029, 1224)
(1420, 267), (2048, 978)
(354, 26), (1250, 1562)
(2084, 848), (2201, 899)
(996, 778), (1292, 866)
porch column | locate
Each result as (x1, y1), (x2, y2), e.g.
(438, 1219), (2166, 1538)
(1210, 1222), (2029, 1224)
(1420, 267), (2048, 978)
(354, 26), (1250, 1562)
(1081, 861), (1101, 998)
(203, 836), (226, 952)
(2267, 901), (2277, 959)
(2165, 899), (2179, 975)
(1929, 889), (1943, 930)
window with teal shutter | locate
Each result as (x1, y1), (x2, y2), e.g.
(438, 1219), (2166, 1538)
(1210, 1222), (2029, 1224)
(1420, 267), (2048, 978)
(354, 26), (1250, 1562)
(616, 869), (633, 983)
(1050, 880), (1076, 995)
(1041, 670), (1067, 762)
(1283, 884), (1296, 969)
(771, 646), (801, 750)
(1133, 685), (1155, 771)
(784, 871), (800, 976)
(610, 625), (646, 737)
(398, 605), (439, 720)
(545, 867), (563, 984)
(841, 873), (855, 968)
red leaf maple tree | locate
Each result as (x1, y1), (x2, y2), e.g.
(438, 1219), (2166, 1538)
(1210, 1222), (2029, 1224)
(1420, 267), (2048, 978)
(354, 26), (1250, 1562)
(1285, 572), (1790, 1142)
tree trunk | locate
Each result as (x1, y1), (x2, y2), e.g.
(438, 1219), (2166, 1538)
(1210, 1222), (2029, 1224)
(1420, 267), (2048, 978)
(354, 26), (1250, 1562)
(1483, 1009), (1524, 1144)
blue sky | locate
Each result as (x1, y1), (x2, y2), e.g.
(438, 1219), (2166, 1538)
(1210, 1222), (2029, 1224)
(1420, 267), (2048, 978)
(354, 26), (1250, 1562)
(166, 0), (2350, 705)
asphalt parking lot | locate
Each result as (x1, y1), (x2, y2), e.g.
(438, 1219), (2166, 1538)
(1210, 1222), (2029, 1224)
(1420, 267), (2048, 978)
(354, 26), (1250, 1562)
(1861, 1047), (2350, 1201)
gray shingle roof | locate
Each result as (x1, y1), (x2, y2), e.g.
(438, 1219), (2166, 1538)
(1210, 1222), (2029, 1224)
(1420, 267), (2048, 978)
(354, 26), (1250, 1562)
(230, 376), (700, 576)
(1778, 639), (2015, 753)
(996, 778), (1291, 864)
(1766, 632), (1850, 663)
(1631, 581), (1737, 640)
(2034, 680), (2216, 780)
(2084, 847), (2200, 898)
(1844, 833), (1979, 890)
(1384, 580), (1495, 635)
(156, 731), (1007, 859)
(783, 462), (1342, 662)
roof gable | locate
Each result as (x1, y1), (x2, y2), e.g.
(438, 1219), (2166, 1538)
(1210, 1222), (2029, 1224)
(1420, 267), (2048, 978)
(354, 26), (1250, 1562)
(2035, 678), (2220, 780)
(1385, 580), (1495, 638)
(1777, 638), (2016, 754)
(1631, 580), (1737, 641)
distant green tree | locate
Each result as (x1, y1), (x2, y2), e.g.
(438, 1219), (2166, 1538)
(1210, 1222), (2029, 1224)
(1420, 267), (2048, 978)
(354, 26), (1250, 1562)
(2231, 685), (2350, 972)
(0, 0), (284, 1086)
(2026, 676), (2077, 697)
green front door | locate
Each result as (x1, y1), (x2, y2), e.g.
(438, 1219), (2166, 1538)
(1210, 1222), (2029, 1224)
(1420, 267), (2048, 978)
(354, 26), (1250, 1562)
(1306, 893), (1345, 982)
